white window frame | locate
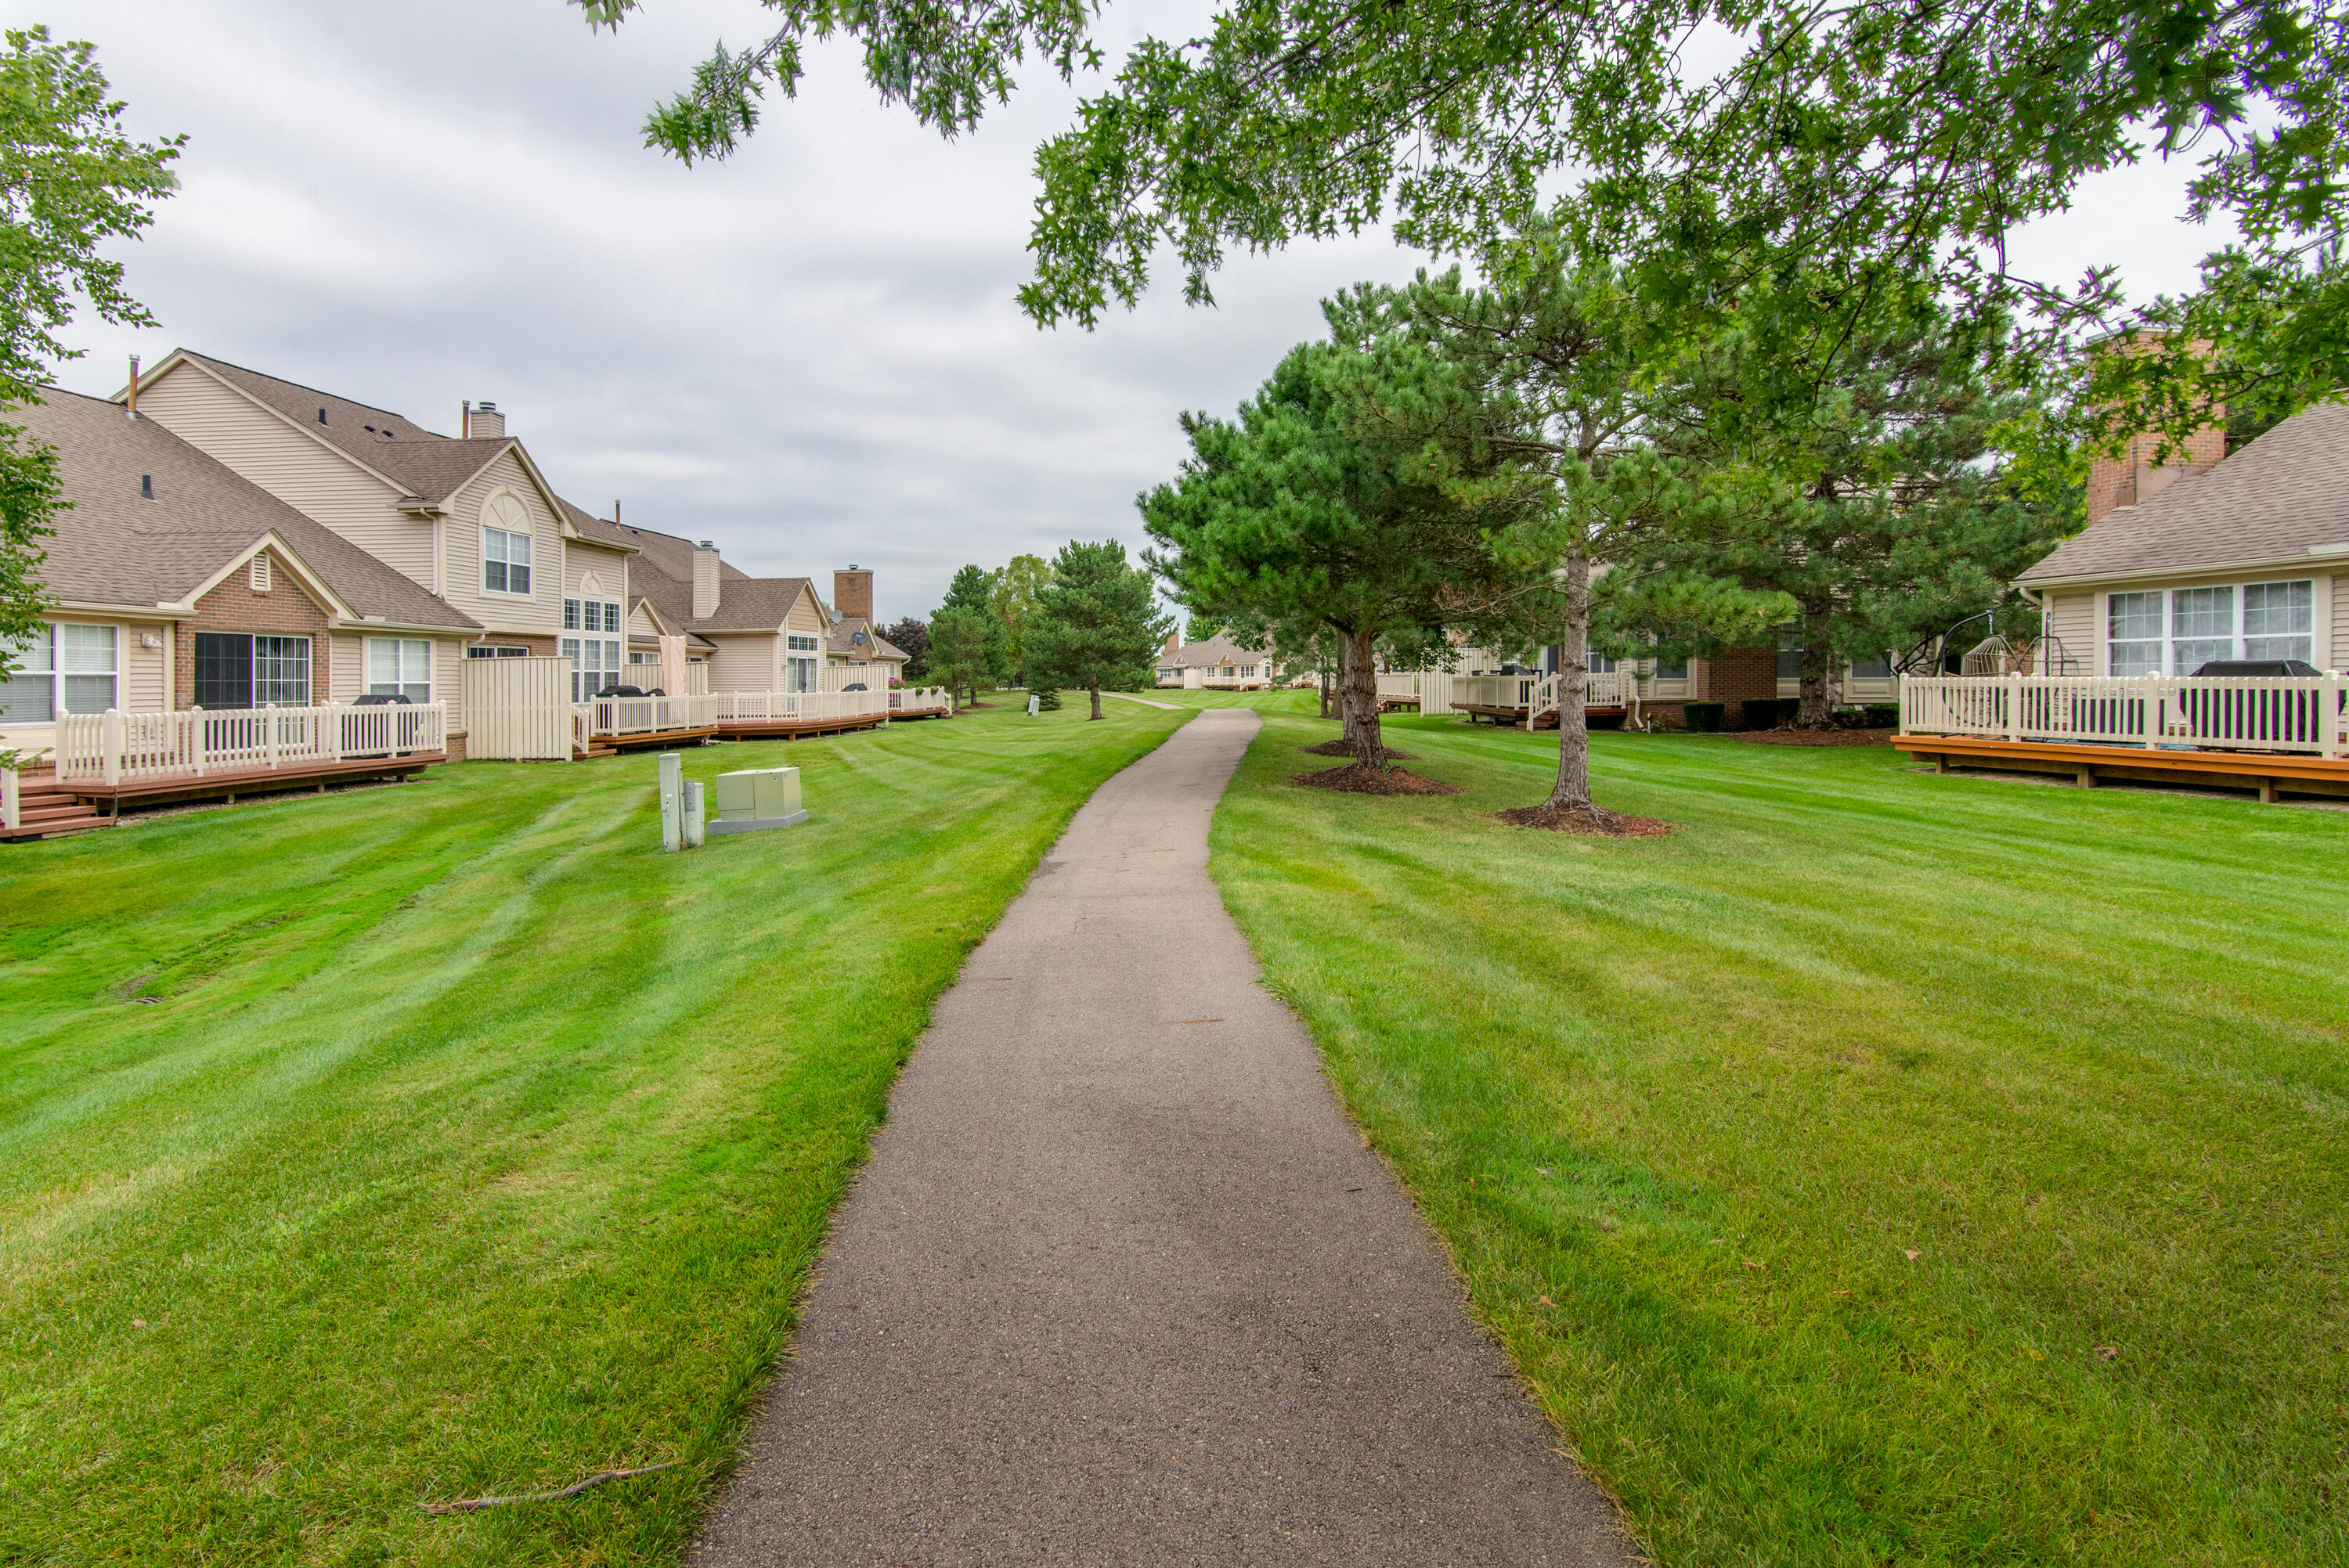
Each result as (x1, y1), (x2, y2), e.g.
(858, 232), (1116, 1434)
(785, 633), (821, 653)
(4, 622), (121, 722)
(367, 636), (433, 703)
(2103, 580), (2317, 675)
(562, 635), (622, 701)
(482, 523), (533, 596)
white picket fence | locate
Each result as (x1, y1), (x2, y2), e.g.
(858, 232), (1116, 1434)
(709, 689), (890, 724)
(54, 703), (448, 785)
(1902, 675), (2349, 757)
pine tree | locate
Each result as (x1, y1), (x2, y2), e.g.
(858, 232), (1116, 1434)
(1618, 284), (2063, 726)
(1142, 293), (1538, 772)
(1022, 539), (1170, 720)
(936, 563), (1010, 690)
(926, 607), (999, 707)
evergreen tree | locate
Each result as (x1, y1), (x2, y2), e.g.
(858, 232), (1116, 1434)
(1402, 228), (1785, 823)
(1022, 539), (1170, 720)
(937, 562), (1010, 687)
(1621, 288), (2064, 726)
(926, 607), (999, 707)
(1142, 290), (1540, 770)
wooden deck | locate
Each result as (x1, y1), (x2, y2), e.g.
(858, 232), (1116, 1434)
(4, 752), (446, 838)
(716, 714), (889, 741)
(1892, 734), (2349, 801)
(1452, 702), (1630, 730)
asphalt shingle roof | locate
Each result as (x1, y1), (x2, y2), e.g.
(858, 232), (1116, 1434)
(1158, 633), (1269, 668)
(2020, 395), (2349, 583)
(13, 388), (478, 630)
(170, 351), (519, 504)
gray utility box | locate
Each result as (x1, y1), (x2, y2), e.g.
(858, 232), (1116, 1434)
(710, 766), (807, 834)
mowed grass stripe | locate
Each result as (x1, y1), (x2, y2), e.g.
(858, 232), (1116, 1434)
(0, 701), (1185, 1566)
(1204, 696), (2347, 1567)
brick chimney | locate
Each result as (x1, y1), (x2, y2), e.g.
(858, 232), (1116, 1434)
(1164, 630), (1181, 656)
(834, 565), (874, 622)
(2081, 334), (2225, 525)
(693, 541), (721, 620)
(467, 400), (507, 439)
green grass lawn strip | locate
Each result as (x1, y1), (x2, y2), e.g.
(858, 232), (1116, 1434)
(1203, 695), (2347, 1567)
(0, 701), (1185, 1566)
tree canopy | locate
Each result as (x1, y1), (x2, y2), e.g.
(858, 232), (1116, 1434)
(0, 27), (182, 758)
(1020, 539), (1168, 719)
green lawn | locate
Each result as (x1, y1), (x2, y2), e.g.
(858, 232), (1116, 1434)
(0, 699), (1185, 1566)
(1204, 695), (2349, 1567)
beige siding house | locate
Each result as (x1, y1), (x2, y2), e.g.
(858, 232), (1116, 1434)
(124, 353), (640, 712)
(2018, 398), (2348, 675)
(2, 388), (478, 757)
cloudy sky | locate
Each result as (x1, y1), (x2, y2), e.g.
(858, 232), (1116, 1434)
(28, 0), (2239, 620)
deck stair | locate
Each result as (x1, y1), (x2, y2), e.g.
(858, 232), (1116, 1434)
(2, 774), (116, 841)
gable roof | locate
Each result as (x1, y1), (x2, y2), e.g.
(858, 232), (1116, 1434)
(13, 387), (478, 631)
(573, 510), (818, 633)
(142, 351), (604, 523)
(828, 615), (907, 661)
(1160, 633), (1268, 668)
(2020, 396), (2349, 585)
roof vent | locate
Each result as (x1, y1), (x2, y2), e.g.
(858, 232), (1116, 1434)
(139, 474), (153, 501)
(317, 408), (327, 424)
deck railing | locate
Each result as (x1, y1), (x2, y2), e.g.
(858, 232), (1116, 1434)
(54, 703), (448, 786)
(1901, 675), (2349, 758)
(709, 689), (891, 724)
(888, 686), (954, 714)
(585, 693), (720, 739)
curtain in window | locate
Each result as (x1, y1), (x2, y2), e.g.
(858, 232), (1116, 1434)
(2107, 593), (2163, 676)
(2170, 586), (2234, 672)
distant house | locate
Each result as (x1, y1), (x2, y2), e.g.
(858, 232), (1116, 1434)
(1155, 633), (1276, 689)
(0, 387), (478, 756)
(2018, 398), (2346, 674)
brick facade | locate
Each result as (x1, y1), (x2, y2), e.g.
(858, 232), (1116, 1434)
(1695, 644), (1778, 705)
(2086, 425), (2226, 525)
(174, 550), (336, 708)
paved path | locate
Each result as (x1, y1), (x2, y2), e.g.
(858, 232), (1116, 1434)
(693, 711), (1633, 1567)
(1101, 690), (1184, 710)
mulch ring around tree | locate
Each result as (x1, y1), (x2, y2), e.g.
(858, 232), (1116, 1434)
(1492, 802), (1675, 836)
(1292, 763), (1465, 795)
(1300, 740), (1418, 760)
(1735, 726), (1895, 747)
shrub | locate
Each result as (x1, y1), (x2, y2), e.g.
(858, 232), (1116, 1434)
(1683, 701), (1724, 732)
(1034, 687), (1063, 711)
(1739, 697), (1787, 730)
(1857, 701), (1898, 728)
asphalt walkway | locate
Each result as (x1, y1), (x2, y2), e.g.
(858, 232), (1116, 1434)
(692, 709), (1633, 1566)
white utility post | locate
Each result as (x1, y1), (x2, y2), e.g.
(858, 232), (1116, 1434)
(659, 752), (683, 852)
(684, 780), (706, 847)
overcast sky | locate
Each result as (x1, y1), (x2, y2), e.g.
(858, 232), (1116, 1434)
(26, 0), (2240, 620)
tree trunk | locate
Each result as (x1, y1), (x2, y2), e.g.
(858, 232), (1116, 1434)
(1340, 628), (1385, 769)
(1545, 550), (1597, 812)
(1319, 664), (1333, 719)
(1797, 596), (1835, 728)
(1088, 681), (1103, 720)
